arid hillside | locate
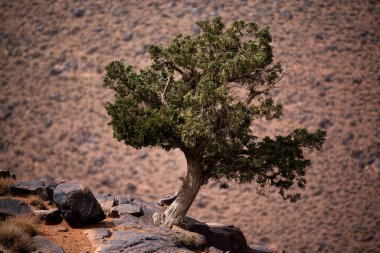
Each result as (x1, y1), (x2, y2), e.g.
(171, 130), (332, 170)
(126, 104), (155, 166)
(1, 1), (379, 252)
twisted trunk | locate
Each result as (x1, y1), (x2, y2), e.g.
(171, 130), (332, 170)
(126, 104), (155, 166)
(153, 154), (203, 227)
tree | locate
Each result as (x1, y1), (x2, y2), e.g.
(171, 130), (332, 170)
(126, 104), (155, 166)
(103, 17), (326, 227)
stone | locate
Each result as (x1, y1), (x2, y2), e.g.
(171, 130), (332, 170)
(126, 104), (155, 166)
(31, 235), (64, 253)
(34, 208), (62, 225)
(205, 223), (251, 253)
(252, 245), (275, 253)
(0, 103), (12, 120)
(11, 179), (49, 199)
(109, 203), (143, 218)
(132, 197), (161, 221)
(123, 32), (133, 42)
(95, 193), (115, 212)
(84, 228), (111, 246)
(73, 8), (85, 18)
(114, 195), (133, 205)
(54, 226), (68, 232)
(95, 230), (192, 253)
(53, 182), (105, 227)
(0, 198), (32, 219)
(0, 170), (15, 179)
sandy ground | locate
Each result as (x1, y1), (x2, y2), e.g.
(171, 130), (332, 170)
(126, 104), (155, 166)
(1, 0), (380, 252)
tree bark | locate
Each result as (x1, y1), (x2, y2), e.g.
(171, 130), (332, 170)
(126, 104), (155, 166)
(153, 154), (203, 227)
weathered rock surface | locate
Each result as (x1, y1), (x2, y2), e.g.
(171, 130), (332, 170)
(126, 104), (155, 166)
(95, 230), (192, 253)
(206, 223), (251, 253)
(53, 182), (105, 227)
(0, 197), (32, 218)
(95, 193), (115, 212)
(11, 179), (49, 199)
(109, 203), (143, 218)
(84, 228), (112, 247)
(34, 207), (62, 225)
(32, 235), (64, 253)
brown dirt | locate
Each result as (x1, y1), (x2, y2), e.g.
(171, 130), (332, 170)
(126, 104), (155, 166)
(1, 1), (380, 252)
(39, 220), (95, 253)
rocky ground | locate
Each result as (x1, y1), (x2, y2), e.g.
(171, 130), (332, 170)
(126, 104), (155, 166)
(1, 172), (273, 253)
(1, 0), (380, 252)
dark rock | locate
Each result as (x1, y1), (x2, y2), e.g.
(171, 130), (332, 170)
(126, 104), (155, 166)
(0, 198), (32, 219)
(53, 182), (105, 227)
(132, 197), (161, 222)
(127, 183), (137, 193)
(32, 235), (64, 253)
(183, 216), (211, 238)
(43, 116), (53, 128)
(219, 182), (229, 189)
(206, 223), (251, 253)
(49, 65), (63, 76)
(252, 245), (275, 253)
(34, 208), (62, 225)
(95, 230), (192, 253)
(319, 118), (333, 129)
(0, 103), (12, 120)
(109, 203), (143, 218)
(114, 195), (133, 205)
(95, 193), (115, 212)
(73, 8), (85, 18)
(11, 179), (49, 199)
(0, 170), (15, 179)
(123, 32), (133, 42)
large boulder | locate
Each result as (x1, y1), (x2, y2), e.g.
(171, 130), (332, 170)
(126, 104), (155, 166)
(53, 182), (105, 227)
(0, 198), (32, 219)
(206, 223), (251, 253)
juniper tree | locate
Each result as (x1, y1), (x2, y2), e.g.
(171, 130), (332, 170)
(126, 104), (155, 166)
(103, 17), (326, 227)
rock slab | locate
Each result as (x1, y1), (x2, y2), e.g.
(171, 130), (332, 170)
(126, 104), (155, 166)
(53, 182), (105, 227)
(109, 203), (143, 218)
(0, 198), (32, 219)
(32, 235), (64, 253)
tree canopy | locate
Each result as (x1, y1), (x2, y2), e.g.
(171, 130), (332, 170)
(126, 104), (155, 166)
(103, 17), (326, 202)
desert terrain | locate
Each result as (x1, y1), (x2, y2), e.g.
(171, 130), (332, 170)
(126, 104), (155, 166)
(1, 0), (380, 252)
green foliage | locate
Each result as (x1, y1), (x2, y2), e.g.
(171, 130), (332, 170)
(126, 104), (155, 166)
(103, 17), (326, 201)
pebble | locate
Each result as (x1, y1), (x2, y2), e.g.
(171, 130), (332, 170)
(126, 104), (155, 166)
(73, 8), (85, 18)
(123, 32), (133, 42)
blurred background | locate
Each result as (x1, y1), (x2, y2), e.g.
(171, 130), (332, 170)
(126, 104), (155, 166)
(1, 0), (379, 252)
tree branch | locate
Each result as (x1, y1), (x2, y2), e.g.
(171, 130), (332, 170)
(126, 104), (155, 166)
(244, 71), (285, 106)
(161, 74), (173, 106)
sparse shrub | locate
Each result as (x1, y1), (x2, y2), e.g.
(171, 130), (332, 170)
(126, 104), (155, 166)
(29, 195), (48, 210)
(0, 177), (15, 196)
(0, 214), (40, 252)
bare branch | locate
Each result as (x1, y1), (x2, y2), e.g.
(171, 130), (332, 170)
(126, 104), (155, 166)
(161, 74), (173, 106)
(244, 71), (285, 106)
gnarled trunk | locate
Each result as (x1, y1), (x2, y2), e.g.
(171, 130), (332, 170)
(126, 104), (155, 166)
(153, 155), (203, 227)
